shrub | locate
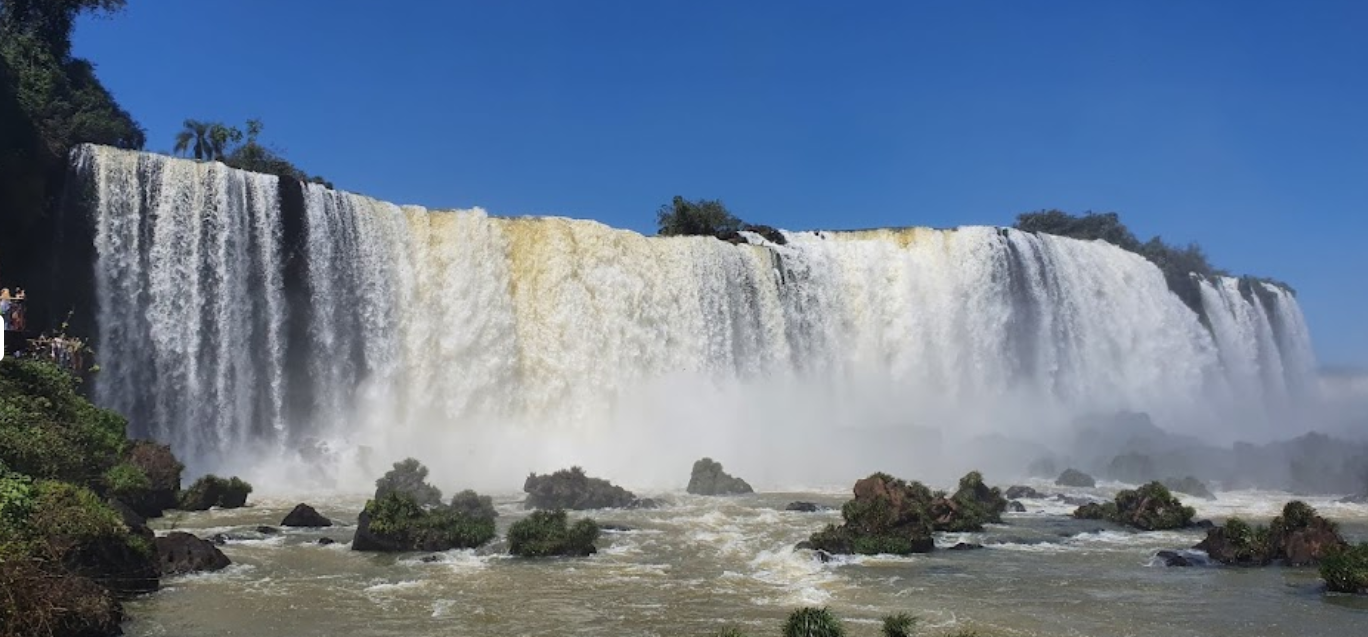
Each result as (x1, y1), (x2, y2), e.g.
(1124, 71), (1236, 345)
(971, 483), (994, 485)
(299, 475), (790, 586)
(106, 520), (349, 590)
(782, 607), (845, 637)
(0, 560), (124, 637)
(374, 458), (443, 508)
(355, 490), (496, 552)
(1320, 543), (1368, 594)
(882, 612), (918, 637)
(449, 489), (497, 520)
(804, 473), (935, 556)
(125, 440), (184, 493)
(942, 471), (1007, 532)
(507, 509), (599, 557)
(102, 462), (150, 501)
(1074, 482), (1193, 530)
(0, 358), (127, 486)
(657, 196), (742, 238)
(179, 474), (252, 510)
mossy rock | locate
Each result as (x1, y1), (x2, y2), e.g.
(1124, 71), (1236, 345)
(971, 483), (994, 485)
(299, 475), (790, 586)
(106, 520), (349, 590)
(1321, 543), (1368, 594)
(934, 471), (1008, 532)
(117, 440), (184, 517)
(178, 474), (252, 511)
(1161, 476), (1215, 500)
(507, 509), (599, 557)
(1055, 468), (1095, 488)
(352, 490), (496, 552)
(1072, 481), (1193, 531)
(523, 466), (636, 510)
(802, 472), (935, 556)
(1196, 502), (1347, 567)
(687, 457), (753, 495)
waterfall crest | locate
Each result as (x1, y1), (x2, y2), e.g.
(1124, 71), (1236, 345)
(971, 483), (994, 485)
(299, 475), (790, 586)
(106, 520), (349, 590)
(78, 146), (1318, 489)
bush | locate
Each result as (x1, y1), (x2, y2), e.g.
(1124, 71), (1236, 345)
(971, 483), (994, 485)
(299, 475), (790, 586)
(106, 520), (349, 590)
(507, 509), (599, 557)
(1074, 482), (1193, 531)
(1321, 543), (1368, 594)
(804, 473), (935, 556)
(657, 196), (742, 238)
(354, 490), (496, 553)
(374, 458), (443, 508)
(882, 612), (917, 637)
(782, 607), (845, 637)
(125, 440), (183, 493)
(27, 480), (157, 594)
(102, 462), (149, 501)
(0, 358), (127, 486)
(449, 489), (497, 520)
(941, 471), (1008, 532)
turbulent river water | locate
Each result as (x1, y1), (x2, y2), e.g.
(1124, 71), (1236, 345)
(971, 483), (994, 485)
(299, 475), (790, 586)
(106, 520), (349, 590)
(124, 481), (1368, 637)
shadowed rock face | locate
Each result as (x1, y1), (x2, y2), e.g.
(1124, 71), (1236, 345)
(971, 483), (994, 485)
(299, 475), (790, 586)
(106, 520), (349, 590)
(1056, 469), (1096, 488)
(281, 503), (332, 528)
(686, 458), (753, 496)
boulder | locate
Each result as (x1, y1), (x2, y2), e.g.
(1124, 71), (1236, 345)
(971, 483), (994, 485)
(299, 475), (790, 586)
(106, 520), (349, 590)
(1055, 469), (1096, 488)
(948, 542), (984, 551)
(155, 532), (231, 576)
(627, 497), (660, 509)
(1005, 485), (1042, 500)
(1073, 482), (1194, 531)
(507, 509), (599, 557)
(804, 472), (936, 556)
(120, 440), (184, 518)
(686, 458), (754, 496)
(931, 471), (1008, 532)
(178, 475), (253, 511)
(1155, 550), (1193, 567)
(1195, 519), (1216, 530)
(1053, 493), (1100, 507)
(351, 491), (497, 553)
(786, 501), (829, 512)
(317, 537), (337, 546)
(1162, 476), (1216, 500)
(255, 526), (279, 535)
(1194, 501), (1347, 567)
(1007, 500), (1026, 513)
(523, 466), (636, 510)
(281, 503), (333, 528)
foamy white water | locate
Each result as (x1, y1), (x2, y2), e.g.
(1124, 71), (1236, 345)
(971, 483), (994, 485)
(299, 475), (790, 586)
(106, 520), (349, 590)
(78, 145), (1318, 491)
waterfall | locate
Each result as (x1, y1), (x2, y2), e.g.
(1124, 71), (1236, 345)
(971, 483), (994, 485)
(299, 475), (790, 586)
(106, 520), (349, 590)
(78, 146), (1319, 489)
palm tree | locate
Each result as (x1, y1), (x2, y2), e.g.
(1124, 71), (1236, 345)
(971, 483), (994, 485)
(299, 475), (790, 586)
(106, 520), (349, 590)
(173, 119), (238, 161)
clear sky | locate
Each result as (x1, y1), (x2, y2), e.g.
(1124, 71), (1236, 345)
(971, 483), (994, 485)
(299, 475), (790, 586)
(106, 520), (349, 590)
(74, 0), (1367, 367)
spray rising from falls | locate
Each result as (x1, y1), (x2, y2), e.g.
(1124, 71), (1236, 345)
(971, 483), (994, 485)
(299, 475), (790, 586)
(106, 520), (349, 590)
(79, 146), (1318, 490)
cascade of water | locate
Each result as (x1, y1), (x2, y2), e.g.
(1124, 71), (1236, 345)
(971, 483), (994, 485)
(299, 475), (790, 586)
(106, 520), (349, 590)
(79, 146), (1320, 489)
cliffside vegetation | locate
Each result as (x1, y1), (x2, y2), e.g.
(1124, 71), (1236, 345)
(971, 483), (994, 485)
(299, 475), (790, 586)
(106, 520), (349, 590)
(656, 195), (786, 245)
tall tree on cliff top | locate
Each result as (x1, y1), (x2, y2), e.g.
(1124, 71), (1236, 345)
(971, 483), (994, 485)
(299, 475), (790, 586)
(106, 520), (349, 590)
(0, 0), (127, 58)
(173, 119), (238, 161)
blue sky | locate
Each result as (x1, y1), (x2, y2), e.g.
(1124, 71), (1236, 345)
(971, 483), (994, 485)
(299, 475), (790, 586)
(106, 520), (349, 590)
(75, 1), (1367, 367)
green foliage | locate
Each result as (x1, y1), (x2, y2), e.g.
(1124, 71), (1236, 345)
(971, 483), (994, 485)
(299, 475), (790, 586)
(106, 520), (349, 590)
(0, 560), (124, 637)
(1275, 500), (1317, 531)
(657, 195), (742, 237)
(125, 440), (183, 492)
(172, 117), (333, 186)
(782, 607), (845, 637)
(881, 613), (918, 637)
(805, 473), (935, 556)
(507, 509), (600, 557)
(178, 474), (252, 510)
(714, 628), (750, 637)
(0, 466), (36, 558)
(29, 480), (150, 559)
(1320, 543), (1368, 594)
(523, 465), (637, 510)
(0, 358), (127, 486)
(101, 461), (149, 500)
(362, 490), (497, 551)
(1074, 481), (1193, 531)
(1218, 516), (1273, 565)
(944, 470), (1008, 532)
(449, 489), (498, 520)
(375, 457), (443, 508)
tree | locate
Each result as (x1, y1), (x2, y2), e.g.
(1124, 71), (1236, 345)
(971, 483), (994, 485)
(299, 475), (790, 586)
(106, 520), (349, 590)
(173, 119), (237, 161)
(0, 0), (127, 59)
(656, 195), (742, 237)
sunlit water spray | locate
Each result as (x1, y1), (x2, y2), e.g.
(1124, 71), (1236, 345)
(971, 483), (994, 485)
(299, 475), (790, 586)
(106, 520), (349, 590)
(78, 145), (1319, 493)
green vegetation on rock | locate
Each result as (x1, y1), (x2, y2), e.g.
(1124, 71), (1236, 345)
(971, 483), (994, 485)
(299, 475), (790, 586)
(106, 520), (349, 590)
(178, 474), (253, 511)
(1320, 543), (1368, 594)
(449, 489), (498, 520)
(523, 466), (637, 510)
(1073, 482), (1194, 531)
(374, 457), (443, 508)
(353, 490), (497, 553)
(655, 195), (787, 245)
(804, 471), (1006, 556)
(782, 607), (845, 637)
(1195, 501), (1347, 567)
(940, 471), (1008, 532)
(507, 509), (599, 557)
(0, 358), (127, 484)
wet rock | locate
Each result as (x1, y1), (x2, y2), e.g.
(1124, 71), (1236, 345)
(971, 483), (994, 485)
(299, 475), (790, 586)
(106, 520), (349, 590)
(1007, 500), (1026, 513)
(804, 472), (937, 555)
(1162, 476), (1216, 500)
(599, 524), (634, 532)
(419, 555), (441, 563)
(209, 533), (230, 546)
(281, 503), (332, 528)
(1055, 469), (1096, 488)
(1194, 501), (1347, 567)
(255, 526), (279, 535)
(1005, 485), (1042, 500)
(686, 458), (754, 496)
(352, 492), (497, 553)
(1156, 550), (1193, 567)
(1052, 494), (1101, 507)
(155, 532), (231, 576)
(316, 538), (336, 546)
(785, 501), (829, 512)
(948, 542), (984, 551)
(178, 475), (253, 511)
(523, 466), (636, 510)
(1195, 519), (1216, 530)
(627, 498), (660, 510)
(121, 440), (185, 518)
(1072, 482), (1195, 531)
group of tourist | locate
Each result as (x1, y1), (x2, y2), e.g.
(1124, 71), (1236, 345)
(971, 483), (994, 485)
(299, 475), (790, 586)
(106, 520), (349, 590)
(0, 287), (26, 332)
